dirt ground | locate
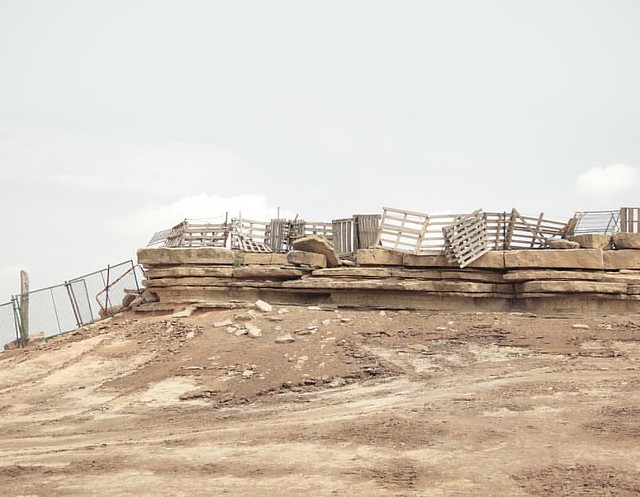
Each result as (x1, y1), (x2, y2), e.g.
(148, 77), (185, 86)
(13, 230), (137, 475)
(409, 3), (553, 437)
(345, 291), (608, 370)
(1, 304), (640, 496)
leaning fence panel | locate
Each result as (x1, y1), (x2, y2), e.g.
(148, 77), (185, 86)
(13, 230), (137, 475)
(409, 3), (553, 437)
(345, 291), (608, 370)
(18, 284), (80, 339)
(71, 260), (138, 319)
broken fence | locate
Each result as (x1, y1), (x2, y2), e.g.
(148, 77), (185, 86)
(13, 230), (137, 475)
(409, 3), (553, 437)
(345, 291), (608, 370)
(0, 260), (141, 351)
(148, 215), (381, 256)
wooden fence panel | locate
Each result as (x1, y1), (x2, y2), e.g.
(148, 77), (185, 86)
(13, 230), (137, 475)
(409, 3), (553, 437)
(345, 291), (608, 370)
(376, 207), (431, 253)
(354, 214), (380, 250)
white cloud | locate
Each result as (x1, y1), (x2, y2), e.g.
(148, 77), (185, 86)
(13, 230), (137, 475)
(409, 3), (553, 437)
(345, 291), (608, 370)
(109, 193), (294, 242)
(0, 128), (249, 196)
(576, 163), (640, 198)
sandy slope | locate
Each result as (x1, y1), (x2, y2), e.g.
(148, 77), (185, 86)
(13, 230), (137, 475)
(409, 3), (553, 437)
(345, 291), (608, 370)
(1, 306), (640, 496)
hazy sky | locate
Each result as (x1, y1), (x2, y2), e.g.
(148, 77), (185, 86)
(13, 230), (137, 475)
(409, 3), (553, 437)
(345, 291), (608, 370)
(1, 0), (639, 299)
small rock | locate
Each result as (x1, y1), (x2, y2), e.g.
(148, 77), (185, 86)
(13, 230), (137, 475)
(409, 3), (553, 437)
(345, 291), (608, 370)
(255, 300), (273, 313)
(277, 308), (289, 315)
(328, 377), (347, 388)
(548, 239), (580, 249)
(274, 325), (283, 332)
(185, 331), (196, 339)
(267, 316), (284, 322)
(235, 328), (248, 336)
(235, 313), (256, 322)
(172, 306), (196, 318)
(435, 326), (447, 331)
(572, 324), (590, 330)
(225, 326), (237, 334)
(214, 319), (233, 328)
(242, 370), (254, 378)
(321, 319), (332, 326)
(340, 259), (356, 266)
(340, 318), (352, 323)
(307, 306), (323, 311)
(379, 310), (386, 316)
(139, 289), (158, 303)
(248, 328), (262, 338)
(276, 333), (295, 344)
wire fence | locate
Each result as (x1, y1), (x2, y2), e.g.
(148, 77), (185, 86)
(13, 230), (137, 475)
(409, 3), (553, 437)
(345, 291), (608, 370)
(0, 300), (20, 350)
(0, 260), (140, 351)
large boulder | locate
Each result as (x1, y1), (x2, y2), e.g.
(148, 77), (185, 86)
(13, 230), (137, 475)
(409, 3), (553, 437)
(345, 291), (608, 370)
(291, 236), (340, 267)
(568, 234), (612, 249)
(613, 233), (640, 249)
(287, 250), (327, 268)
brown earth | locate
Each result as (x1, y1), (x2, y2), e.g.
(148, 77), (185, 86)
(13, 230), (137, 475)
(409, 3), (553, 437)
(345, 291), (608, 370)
(1, 305), (640, 496)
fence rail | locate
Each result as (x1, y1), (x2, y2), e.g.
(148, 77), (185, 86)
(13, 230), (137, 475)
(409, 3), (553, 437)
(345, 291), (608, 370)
(0, 260), (139, 351)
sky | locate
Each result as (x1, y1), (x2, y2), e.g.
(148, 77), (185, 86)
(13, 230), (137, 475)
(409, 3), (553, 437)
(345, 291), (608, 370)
(1, 0), (640, 300)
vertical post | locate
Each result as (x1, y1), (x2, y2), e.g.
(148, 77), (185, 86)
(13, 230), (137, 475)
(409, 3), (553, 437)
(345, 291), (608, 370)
(105, 264), (111, 313)
(19, 270), (29, 343)
(131, 260), (140, 292)
(65, 282), (83, 328)
(11, 297), (24, 346)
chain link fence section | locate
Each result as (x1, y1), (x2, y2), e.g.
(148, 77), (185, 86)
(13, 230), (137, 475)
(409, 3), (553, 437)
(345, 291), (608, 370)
(3, 260), (139, 350)
(20, 284), (81, 339)
(69, 260), (139, 322)
(0, 300), (21, 350)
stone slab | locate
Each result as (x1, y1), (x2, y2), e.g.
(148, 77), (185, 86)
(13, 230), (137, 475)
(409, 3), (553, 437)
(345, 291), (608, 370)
(144, 277), (286, 288)
(144, 267), (234, 278)
(568, 234), (612, 249)
(503, 249), (603, 270)
(516, 280), (626, 294)
(613, 233), (640, 249)
(240, 253), (289, 265)
(355, 249), (404, 266)
(312, 267), (392, 278)
(403, 251), (505, 269)
(604, 250), (640, 270)
(390, 268), (505, 283)
(233, 266), (304, 279)
(283, 277), (512, 293)
(287, 250), (327, 268)
(503, 270), (605, 282)
(138, 247), (237, 266)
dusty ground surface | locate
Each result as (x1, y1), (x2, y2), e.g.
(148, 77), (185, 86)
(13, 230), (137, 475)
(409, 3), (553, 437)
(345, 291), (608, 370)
(1, 304), (640, 496)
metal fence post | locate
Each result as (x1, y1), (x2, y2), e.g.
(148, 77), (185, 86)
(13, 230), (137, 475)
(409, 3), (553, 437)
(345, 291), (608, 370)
(131, 260), (140, 292)
(11, 296), (24, 346)
(105, 264), (111, 312)
(65, 281), (83, 328)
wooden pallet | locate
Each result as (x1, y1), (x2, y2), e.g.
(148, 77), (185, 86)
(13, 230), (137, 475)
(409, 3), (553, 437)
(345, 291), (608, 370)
(442, 211), (490, 268)
(376, 207), (431, 253)
(230, 218), (271, 253)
